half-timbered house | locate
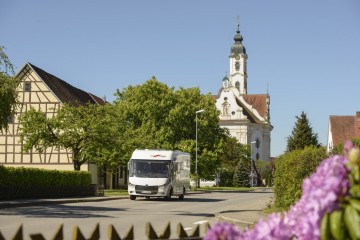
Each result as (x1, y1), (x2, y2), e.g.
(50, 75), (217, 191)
(0, 62), (106, 184)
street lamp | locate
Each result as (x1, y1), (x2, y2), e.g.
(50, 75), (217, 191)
(250, 140), (256, 187)
(195, 109), (205, 177)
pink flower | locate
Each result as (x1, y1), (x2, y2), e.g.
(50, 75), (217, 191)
(204, 154), (350, 240)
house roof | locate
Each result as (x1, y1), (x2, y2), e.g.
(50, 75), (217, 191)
(329, 115), (360, 146)
(28, 63), (106, 106)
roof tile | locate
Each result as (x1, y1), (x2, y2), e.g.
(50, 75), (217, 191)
(28, 63), (105, 106)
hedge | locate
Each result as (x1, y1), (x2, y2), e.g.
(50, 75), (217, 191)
(0, 165), (91, 187)
(274, 146), (328, 210)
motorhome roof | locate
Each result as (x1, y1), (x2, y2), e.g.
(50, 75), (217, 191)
(131, 149), (188, 160)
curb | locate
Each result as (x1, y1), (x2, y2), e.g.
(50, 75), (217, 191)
(0, 196), (128, 209)
(215, 213), (255, 229)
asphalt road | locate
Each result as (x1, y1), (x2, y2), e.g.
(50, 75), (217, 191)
(0, 191), (272, 240)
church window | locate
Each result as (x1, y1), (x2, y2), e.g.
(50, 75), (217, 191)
(235, 81), (240, 91)
(256, 138), (260, 148)
(232, 111), (235, 115)
(235, 61), (240, 71)
(24, 82), (31, 91)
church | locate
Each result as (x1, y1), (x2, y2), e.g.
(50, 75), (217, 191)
(214, 24), (272, 161)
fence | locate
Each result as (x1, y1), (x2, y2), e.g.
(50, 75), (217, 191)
(0, 222), (208, 240)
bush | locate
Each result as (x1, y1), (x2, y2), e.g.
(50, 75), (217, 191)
(0, 166), (91, 187)
(233, 158), (251, 188)
(218, 168), (234, 187)
(274, 146), (327, 209)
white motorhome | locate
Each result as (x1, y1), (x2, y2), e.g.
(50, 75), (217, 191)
(128, 149), (191, 200)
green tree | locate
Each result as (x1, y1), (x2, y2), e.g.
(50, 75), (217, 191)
(83, 104), (128, 189)
(114, 77), (175, 149)
(218, 135), (250, 187)
(113, 77), (225, 182)
(233, 156), (251, 188)
(286, 111), (320, 152)
(19, 103), (113, 171)
(256, 159), (273, 187)
(0, 46), (19, 131)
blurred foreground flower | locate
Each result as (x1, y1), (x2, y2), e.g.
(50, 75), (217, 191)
(205, 144), (354, 240)
(204, 222), (242, 240)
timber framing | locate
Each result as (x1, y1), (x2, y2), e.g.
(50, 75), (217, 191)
(0, 63), (105, 170)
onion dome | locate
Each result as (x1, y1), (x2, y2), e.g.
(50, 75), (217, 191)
(230, 24), (246, 57)
(222, 75), (230, 89)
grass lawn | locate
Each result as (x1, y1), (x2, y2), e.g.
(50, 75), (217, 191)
(193, 186), (255, 191)
(104, 189), (128, 196)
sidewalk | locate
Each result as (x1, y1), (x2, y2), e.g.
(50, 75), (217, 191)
(0, 189), (272, 229)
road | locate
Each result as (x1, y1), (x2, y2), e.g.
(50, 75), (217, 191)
(0, 191), (272, 240)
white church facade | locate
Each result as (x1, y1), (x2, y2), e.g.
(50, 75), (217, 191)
(214, 25), (272, 161)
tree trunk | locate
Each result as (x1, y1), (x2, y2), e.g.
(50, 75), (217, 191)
(108, 170), (113, 190)
(73, 160), (81, 171)
(252, 161), (262, 187)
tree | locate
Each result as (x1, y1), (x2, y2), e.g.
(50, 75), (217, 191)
(256, 159), (273, 187)
(233, 156), (251, 188)
(114, 77), (175, 150)
(19, 103), (114, 171)
(286, 111), (320, 152)
(217, 134), (250, 187)
(0, 46), (19, 131)
(113, 77), (225, 181)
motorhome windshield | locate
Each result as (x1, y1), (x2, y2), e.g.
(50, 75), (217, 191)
(129, 159), (170, 178)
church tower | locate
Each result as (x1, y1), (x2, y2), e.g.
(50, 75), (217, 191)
(215, 23), (272, 162)
(229, 23), (247, 95)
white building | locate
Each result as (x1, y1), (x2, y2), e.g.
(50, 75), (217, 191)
(214, 24), (272, 161)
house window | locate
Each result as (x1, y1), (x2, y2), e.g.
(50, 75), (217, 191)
(7, 115), (14, 124)
(256, 153), (260, 160)
(24, 82), (31, 91)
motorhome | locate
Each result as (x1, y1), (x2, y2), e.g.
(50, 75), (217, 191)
(128, 149), (191, 200)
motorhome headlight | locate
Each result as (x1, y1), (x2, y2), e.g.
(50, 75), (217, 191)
(158, 184), (166, 193)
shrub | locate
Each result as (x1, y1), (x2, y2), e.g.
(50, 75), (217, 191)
(0, 166), (91, 187)
(233, 158), (250, 188)
(274, 146), (327, 209)
(218, 167), (234, 187)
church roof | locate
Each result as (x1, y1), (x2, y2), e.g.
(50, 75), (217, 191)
(213, 91), (270, 124)
(27, 63), (106, 106)
(329, 113), (360, 146)
(243, 94), (268, 120)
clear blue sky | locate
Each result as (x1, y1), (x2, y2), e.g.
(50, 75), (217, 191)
(1, 1), (359, 157)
